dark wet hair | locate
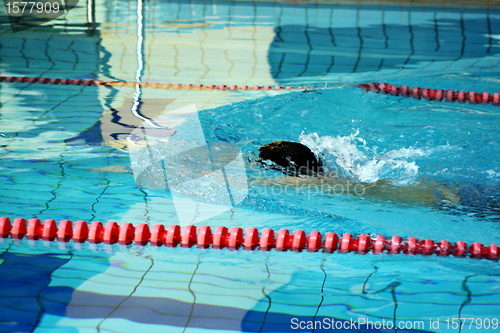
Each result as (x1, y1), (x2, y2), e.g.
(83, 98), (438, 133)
(258, 141), (322, 175)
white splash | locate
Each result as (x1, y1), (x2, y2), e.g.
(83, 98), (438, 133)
(299, 131), (420, 183)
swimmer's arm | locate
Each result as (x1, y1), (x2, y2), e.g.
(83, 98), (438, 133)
(251, 176), (460, 207)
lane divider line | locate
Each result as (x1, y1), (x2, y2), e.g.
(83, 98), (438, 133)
(1, 217), (498, 259)
(360, 82), (500, 106)
(2, 75), (499, 106)
(0, 75), (300, 91)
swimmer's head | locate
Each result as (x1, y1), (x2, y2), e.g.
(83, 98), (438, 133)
(259, 141), (322, 176)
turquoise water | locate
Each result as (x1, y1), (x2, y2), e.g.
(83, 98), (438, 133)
(1, 1), (500, 332)
(203, 87), (500, 241)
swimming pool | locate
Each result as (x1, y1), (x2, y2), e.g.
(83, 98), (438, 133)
(1, 0), (500, 332)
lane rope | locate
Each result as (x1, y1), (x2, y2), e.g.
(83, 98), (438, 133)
(360, 82), (500, 106)
(2, 75), (500, 106)
(0, 75), (300, 91)
(1, 217), (498, 259)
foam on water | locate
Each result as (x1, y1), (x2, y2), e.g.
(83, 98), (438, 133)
(299, 131), (422, 184)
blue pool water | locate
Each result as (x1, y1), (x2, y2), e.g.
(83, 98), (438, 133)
(1, 0), (500, 332)
(201, 87), (500, 239)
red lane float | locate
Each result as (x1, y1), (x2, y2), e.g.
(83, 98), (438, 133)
(73, 221), (88, 243)
(119, 222), (135, 245)
(88, 221), (103, 243)
(360, 82), (500, 106)
(0, 217), (498, 260)
(307, 231), (322, 252)
(323, 232), (339, 253)
(57, 220), (73, 241)
(0, 217), (12, 237)
(11, 218), (27, 239)
(260, 228), (275, 251)
(244, 227), (260, 249)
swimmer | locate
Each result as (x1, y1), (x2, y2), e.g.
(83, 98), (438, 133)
(88, 140), (498, 215)
(258, 141), (499, 214)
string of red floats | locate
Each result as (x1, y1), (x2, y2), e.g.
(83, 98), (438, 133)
(359, 82), (500, 106)
(0, 75), (298, 91)
(1, 217), (498, 259)
(2, 75), (500, 106)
